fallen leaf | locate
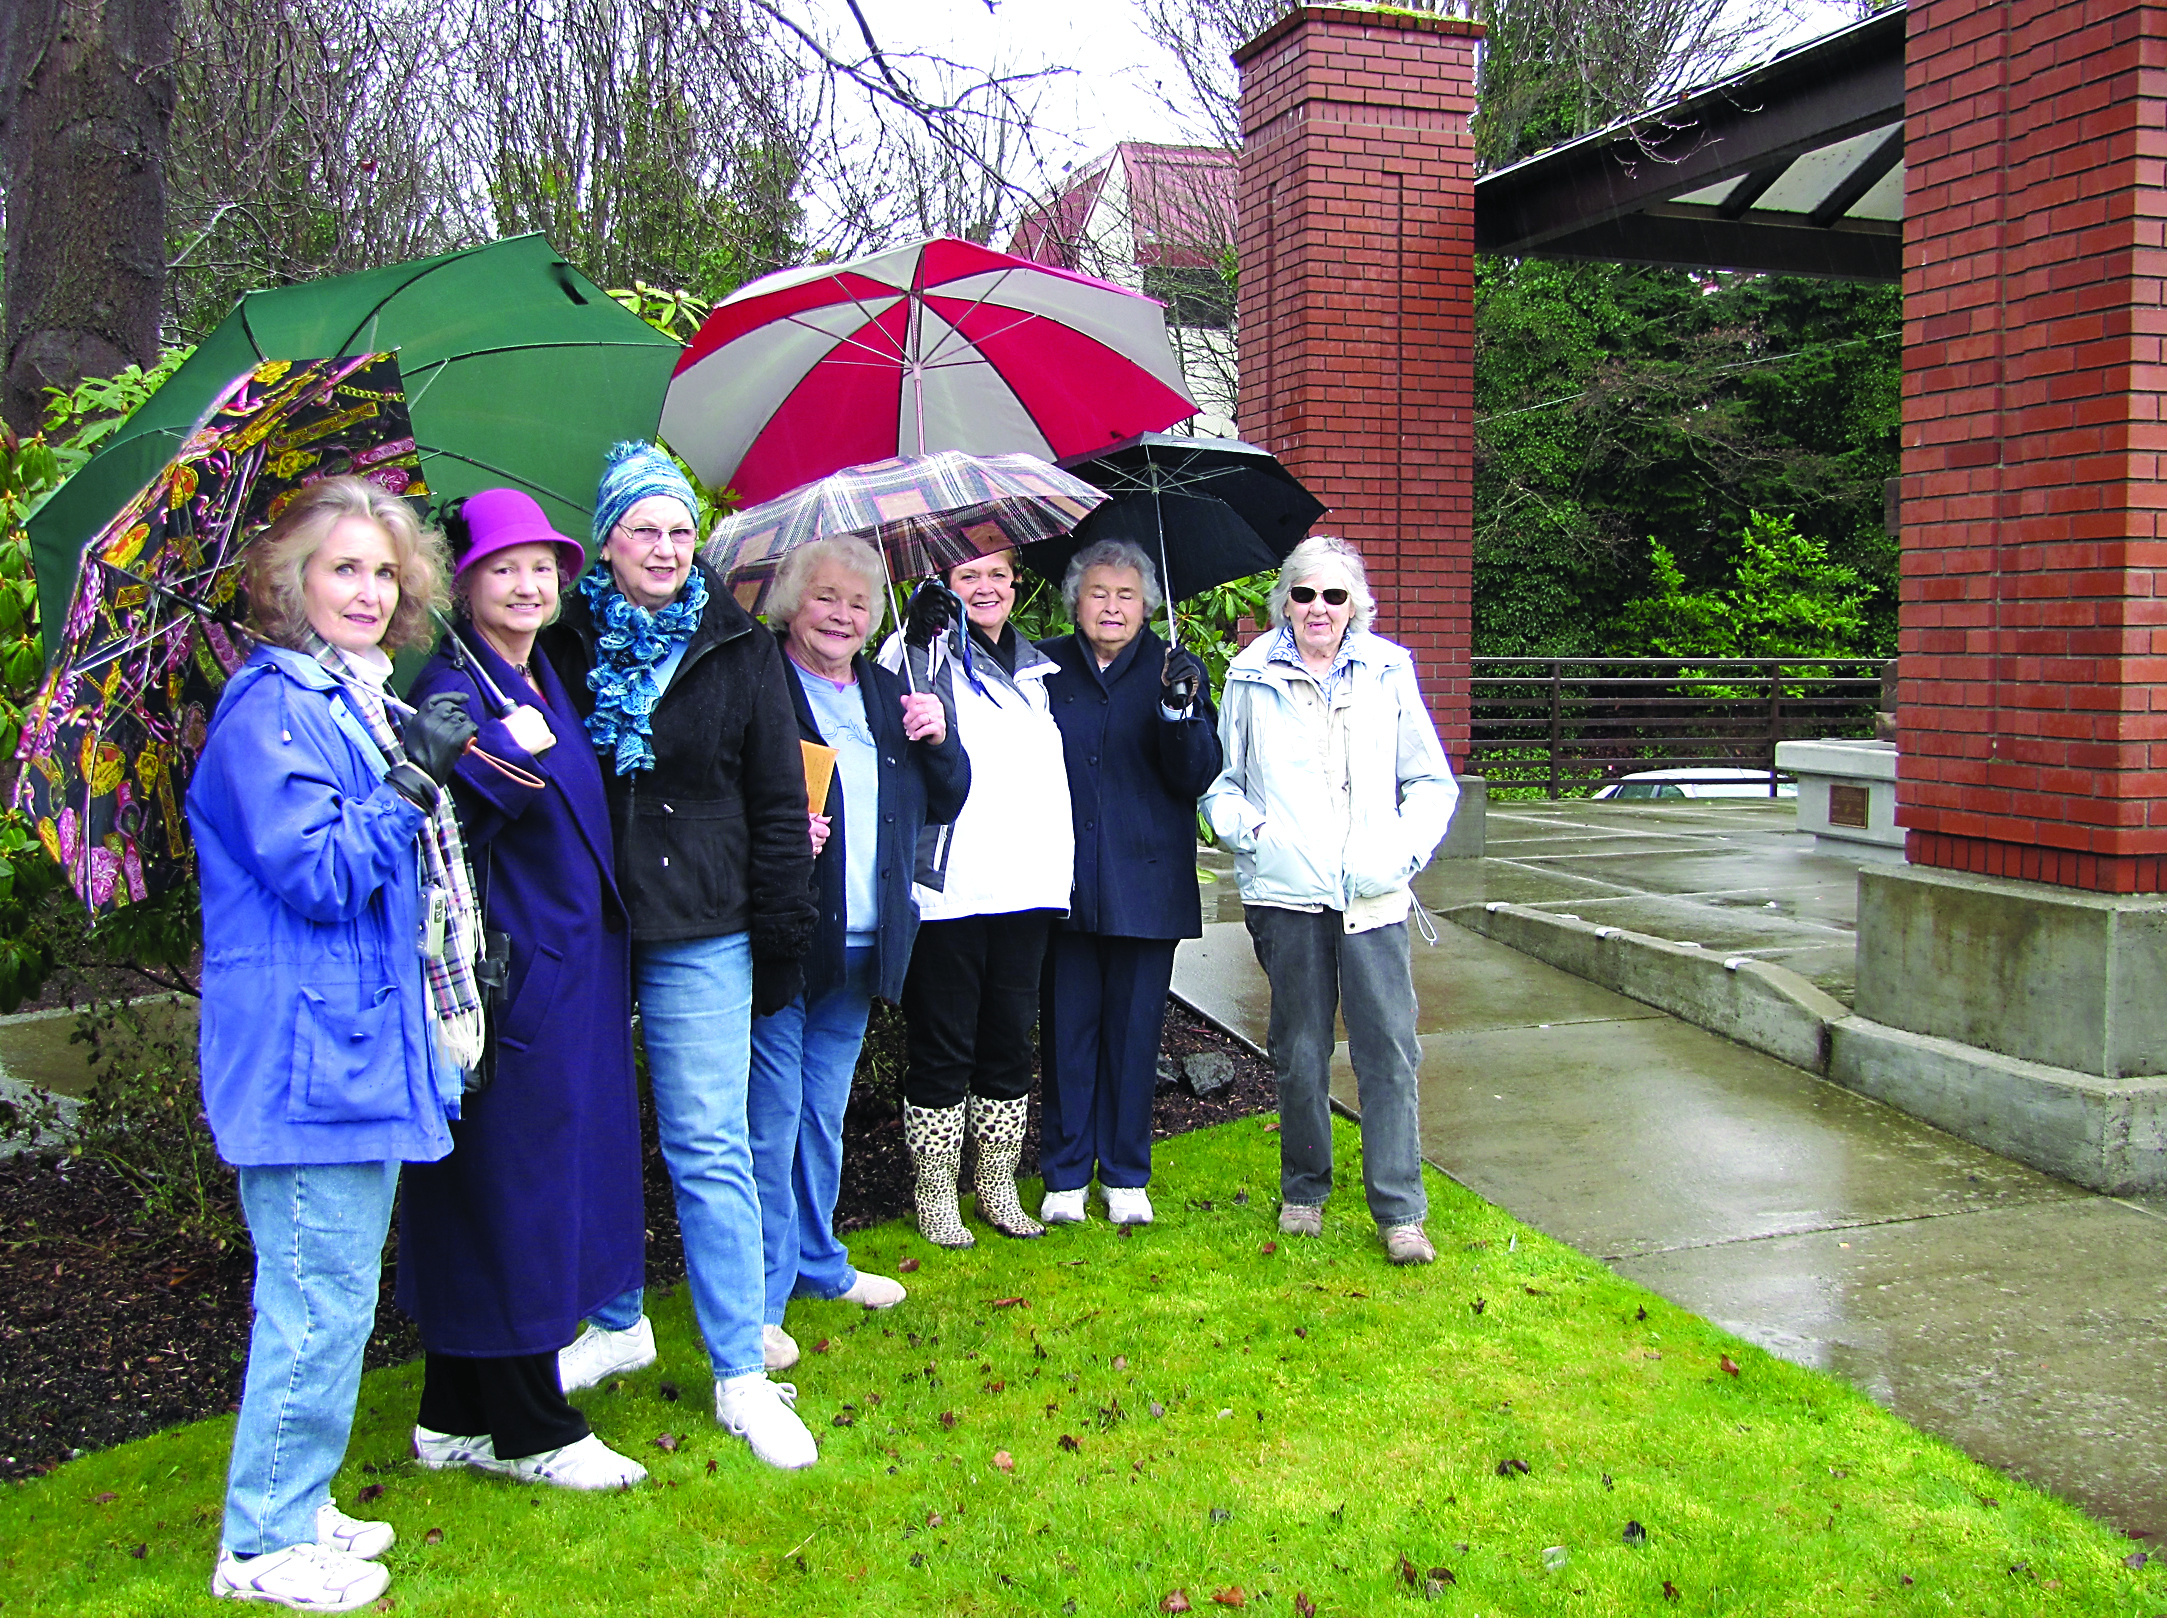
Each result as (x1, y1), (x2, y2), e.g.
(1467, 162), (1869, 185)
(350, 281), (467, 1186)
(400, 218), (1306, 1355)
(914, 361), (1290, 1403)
(1720, 1355), (1741, 1377)
(1471, 1298), (1486, 1315)
(1261, 1122), (1280, 1132)
(1662, 1580), (1680, 1601)
(1623, 1521), (1647, 1548)
(1980, 1496), (1999, 1508)
(940, 1412), (958, 1430)
(1423, 1578), (1449, 1600)
(813, 1339), (832, 1354)
(1602, 1473), (1614, 1491)
(1233, 1190), (1250, 1204)
(1161, 1591), (1193, 1613)
(1899, 1575), (1913, 1586)
(1212, 1586), (1247, 1607)
(1113, 1355), (1128, 1371)
(832, 1413), (854, 1428)
(1636, 1306), (1648, 1321)
(355, 1484), (384, 1505)
(1523, 1285), (1550, 1296)
(991, 1297), (1029, 1309)
(423, 1528), (444, 1546)
(1119, 1225), (1134, 1239)
(93, 1492), (117, 1504)
(2125, 1551), (2150, 1570)
(909, 1552), (927, 1568)
(373, 1601), (396, 1613)
(706, 1458), (718, 1476)
(1210, 1506), (1231, 1524)
(1062, 1602), (1077, 1616)
(652, 1432), (679, 1452)
(1149, 1401), (1166, 1418)
(1496, 1457), (1530, 1477)
(994, 1451), (1015, 1473)
(658, 1379), (681, 1402)
(1294, 1595), (1316, 1618)
(1400, 1551), (1422, 1587)
(129, 1543), (146, 1559)
(1058, 1434), (1081, 1452)
(927, 1511), (943, 1527)
(1428, 1567), (1455, 1584)
(985, 1380), (1006, 1393)
(898, 1257), (921, 1273)
(1261, 1242), (1278, 1255)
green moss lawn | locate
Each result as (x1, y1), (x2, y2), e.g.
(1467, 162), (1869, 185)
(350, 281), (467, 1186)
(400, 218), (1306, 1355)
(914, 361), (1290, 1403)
(3, 1116), (2159, 1615)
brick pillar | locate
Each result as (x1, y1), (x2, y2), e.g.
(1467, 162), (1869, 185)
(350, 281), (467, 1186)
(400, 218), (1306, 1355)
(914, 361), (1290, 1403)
(1900, 0), (2167, 893)
(1233, 6), (1480, 759)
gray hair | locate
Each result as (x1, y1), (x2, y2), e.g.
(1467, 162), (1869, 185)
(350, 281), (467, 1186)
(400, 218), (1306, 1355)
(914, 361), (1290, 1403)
(1269, 534), (1374, 636)
(766, 535), (890, 633)
(1061, 538), (1164, 623)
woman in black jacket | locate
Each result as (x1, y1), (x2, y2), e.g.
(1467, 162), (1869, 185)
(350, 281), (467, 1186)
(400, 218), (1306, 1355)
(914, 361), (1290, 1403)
(1038, 538), (1221, 1228)
(746, 536), (969, 1372)
(537, 441), (821, 1471)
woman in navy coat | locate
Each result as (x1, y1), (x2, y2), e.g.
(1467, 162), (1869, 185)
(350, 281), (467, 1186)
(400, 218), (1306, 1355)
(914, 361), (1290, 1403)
(1036, 538), (1221, 1227)
(397, 489), (647, 1490)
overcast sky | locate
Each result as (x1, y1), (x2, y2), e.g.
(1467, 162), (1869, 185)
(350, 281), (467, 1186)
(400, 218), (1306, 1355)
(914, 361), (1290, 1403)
(831, 0), (1869, 183)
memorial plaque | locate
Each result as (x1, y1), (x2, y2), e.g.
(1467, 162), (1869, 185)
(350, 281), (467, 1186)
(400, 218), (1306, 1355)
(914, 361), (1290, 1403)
(1829, 783), (1870, 829)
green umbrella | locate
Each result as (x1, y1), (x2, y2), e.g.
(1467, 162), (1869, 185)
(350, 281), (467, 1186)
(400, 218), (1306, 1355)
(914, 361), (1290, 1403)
(29, 233), (682, 660)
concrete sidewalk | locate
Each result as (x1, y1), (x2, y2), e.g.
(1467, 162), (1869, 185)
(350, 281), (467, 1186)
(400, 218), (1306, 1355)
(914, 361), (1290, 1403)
(1173, 907), (2167, 1542)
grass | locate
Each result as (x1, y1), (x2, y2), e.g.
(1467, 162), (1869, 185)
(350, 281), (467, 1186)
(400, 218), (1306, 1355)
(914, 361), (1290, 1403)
(3, 1116), (2159, 1616)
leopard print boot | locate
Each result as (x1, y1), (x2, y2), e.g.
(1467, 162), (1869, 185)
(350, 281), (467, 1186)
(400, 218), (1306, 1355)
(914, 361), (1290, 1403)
(969, 1094), (1045, 1239)
(903, 1101), (975, 1249)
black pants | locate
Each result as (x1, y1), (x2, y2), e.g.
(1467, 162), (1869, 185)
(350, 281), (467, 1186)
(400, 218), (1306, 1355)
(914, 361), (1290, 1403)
(901, 910), (1054, 1109)
(1039, 932), (1178, 1192)
(417, 1352), (588, 1462)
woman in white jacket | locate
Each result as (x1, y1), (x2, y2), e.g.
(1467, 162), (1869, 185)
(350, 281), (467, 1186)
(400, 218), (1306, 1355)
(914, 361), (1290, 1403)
(1201, 535), (1458, 1264)
(884, 551), (1073, 1248)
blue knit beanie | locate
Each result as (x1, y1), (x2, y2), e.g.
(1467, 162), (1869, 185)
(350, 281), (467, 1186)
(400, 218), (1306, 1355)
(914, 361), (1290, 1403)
(592, 440), (700, 553)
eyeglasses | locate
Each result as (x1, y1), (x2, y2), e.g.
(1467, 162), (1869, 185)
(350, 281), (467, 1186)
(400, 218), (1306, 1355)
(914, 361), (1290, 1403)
(618, 524), (697, 550)
(1289, 586), (1349, 606)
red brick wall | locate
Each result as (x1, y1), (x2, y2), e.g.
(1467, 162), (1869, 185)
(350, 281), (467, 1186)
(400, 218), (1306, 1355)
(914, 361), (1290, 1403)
(1900, 0), (2167, 892)
(1233, 6), (1481, 759)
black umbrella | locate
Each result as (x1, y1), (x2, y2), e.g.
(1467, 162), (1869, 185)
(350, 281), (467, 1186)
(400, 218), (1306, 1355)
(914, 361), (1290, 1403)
(1022, 433), (1327, 645)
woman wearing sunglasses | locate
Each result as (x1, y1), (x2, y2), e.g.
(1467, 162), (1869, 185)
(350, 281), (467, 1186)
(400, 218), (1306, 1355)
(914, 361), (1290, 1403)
(1201, 535), (1459, 1266)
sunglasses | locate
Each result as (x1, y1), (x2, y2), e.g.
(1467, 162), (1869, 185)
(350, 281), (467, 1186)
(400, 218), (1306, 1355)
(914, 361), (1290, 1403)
(1289, 586), (1350, 606)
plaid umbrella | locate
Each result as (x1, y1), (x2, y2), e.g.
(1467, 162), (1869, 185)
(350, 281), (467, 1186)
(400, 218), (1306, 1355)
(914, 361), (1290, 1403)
(14, 352), (425, 914)
(702, 450), (1107, 618)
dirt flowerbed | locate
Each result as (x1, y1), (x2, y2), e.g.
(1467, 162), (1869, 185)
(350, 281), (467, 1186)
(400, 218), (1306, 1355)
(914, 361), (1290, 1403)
(0, 1000), (1271, 1481)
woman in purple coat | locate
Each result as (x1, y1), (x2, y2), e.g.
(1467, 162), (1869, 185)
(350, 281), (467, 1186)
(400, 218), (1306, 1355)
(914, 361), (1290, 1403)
(396, 489), (647, 1489)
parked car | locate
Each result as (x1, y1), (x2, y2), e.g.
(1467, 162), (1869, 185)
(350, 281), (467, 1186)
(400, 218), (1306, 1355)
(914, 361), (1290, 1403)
(1591, 768), (1797, 801)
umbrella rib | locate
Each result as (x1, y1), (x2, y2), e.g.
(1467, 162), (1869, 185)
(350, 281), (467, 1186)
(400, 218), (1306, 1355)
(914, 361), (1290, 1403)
(915, 267), (1029, 368)
(329, 248), (481, 355)
(413, 446), (597, 513)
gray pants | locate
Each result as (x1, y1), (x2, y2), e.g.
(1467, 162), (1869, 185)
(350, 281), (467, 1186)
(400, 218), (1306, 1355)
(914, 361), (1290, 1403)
(1244, 905), (1427, 1227)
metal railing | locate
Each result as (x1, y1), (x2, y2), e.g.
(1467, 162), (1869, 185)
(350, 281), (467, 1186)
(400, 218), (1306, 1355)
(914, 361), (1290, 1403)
(1469, 656), (1887, 799)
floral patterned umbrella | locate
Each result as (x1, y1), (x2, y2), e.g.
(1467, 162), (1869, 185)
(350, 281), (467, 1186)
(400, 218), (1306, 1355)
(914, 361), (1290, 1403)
(14, 352), (425, 914)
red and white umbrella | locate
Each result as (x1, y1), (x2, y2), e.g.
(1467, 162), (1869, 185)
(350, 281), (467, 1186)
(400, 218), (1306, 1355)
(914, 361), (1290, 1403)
(659, 236), (1197, 508)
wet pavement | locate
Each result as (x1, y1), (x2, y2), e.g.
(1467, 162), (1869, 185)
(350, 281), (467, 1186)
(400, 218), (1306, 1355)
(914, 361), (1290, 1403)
(1176, 813), (2167, 1540)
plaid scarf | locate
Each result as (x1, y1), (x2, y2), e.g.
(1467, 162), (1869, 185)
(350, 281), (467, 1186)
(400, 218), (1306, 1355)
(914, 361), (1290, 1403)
(303, 632), (487, 1071)
(578, 562), (708, 775)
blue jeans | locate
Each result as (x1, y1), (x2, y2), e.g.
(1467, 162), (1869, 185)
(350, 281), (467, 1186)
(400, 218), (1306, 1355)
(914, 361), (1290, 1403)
(591, 933), (762, 1379)
(748, 945), (875, 1324)
(222, 1161), (401, 1557)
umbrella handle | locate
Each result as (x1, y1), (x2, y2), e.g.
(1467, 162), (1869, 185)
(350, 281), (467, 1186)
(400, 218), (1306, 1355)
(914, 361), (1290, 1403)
(430, 606), (518, 717)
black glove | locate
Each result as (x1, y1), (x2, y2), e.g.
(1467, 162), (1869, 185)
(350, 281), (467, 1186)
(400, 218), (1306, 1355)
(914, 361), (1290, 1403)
(903, 579), (961, 649)
(752, 956), (803, 1019)
(401, 691), (477, 784)
(1161, 647), (1206, 713)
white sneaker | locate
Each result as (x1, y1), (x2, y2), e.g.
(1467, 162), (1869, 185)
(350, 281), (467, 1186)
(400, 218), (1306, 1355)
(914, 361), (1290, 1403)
(411, 1425), (510, 1474)
(716, 1372), (818, 1470)
(557, 1316), (656, 1393)
(211, 1543), (389, 1610)
(840, 1271), (907, 1308)
(314, 1501), (393, 1560)
(1105, 1186), (1155, 1225)
(762, 1322), (801, 1371)
(504, 1432), (648, 1490)
(1040, 1187), (1087, 1224)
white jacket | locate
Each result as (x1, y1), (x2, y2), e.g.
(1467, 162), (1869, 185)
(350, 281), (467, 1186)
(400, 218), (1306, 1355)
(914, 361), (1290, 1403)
(881, 628), (1073, 922)
(1201, 629), (1458, 928)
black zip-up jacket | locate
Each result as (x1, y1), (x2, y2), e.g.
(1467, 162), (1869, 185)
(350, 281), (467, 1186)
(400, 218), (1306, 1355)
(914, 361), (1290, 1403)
(541, 562), (816, 960)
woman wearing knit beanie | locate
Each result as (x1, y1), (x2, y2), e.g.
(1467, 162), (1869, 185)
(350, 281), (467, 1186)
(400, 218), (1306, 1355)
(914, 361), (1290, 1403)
(539, 442), (823, 1470)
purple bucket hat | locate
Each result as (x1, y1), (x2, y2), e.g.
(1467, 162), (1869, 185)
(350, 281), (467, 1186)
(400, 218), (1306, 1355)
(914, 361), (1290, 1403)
(453, 488), (587, 580)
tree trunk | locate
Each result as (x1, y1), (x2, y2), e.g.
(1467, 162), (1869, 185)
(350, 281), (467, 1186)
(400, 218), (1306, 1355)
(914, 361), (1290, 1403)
(0, 0), (177, 437)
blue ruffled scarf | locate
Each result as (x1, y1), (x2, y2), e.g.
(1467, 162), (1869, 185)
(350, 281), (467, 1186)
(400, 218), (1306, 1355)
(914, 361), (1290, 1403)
(579, 563), (708, 775)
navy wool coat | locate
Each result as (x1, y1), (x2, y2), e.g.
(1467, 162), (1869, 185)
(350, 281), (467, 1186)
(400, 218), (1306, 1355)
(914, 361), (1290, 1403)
(1038, 627), (1223, 940)
(395, 632), (644, 1357)
(784, 635), (971, 1005)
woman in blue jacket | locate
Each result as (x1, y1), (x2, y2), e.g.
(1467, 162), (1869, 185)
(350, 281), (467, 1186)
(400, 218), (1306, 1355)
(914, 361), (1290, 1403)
(1037, 538), (1220, 1227)
(189, 477), (476, 1612)
(747, 536), (969, 1370)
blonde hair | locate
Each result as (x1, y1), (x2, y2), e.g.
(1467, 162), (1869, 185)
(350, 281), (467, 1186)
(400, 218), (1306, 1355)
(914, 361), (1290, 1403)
(246, 476), (447, 653)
